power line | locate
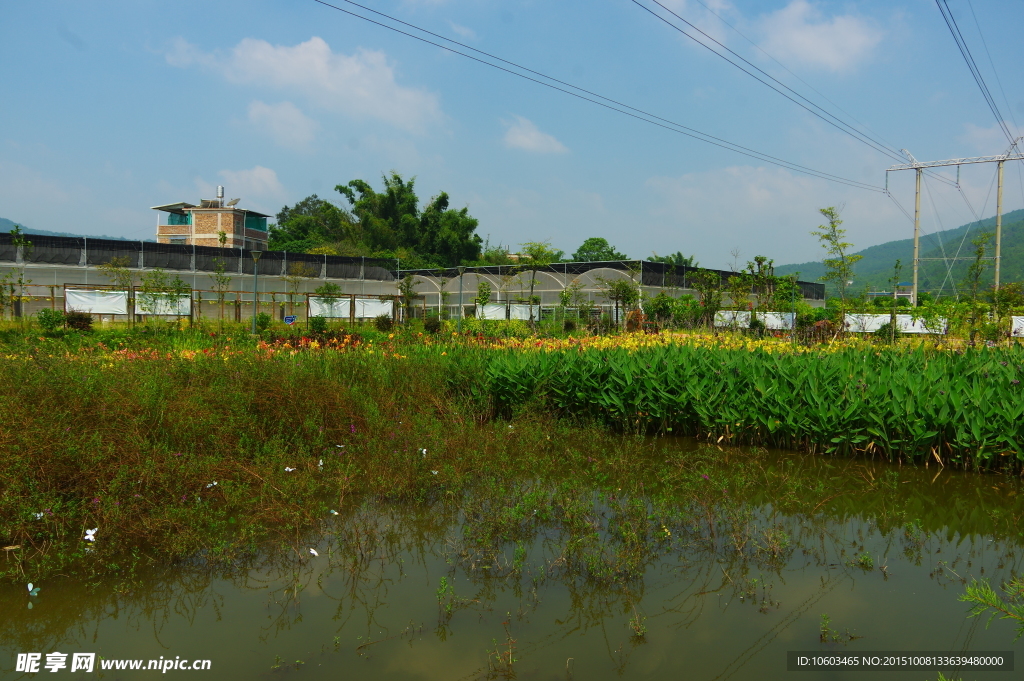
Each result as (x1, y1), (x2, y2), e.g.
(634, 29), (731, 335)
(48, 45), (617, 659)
(311, 0), (885, 192)
(632, 0), (905, 163)
(630, 0), (958, 188)
(935, 0), (1015, 144)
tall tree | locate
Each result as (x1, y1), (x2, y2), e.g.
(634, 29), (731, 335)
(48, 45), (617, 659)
(812, 207), (862, 311)
(572, 237), (628, 262)
(269, 195), (358, 252)
(334, 172), (482, 267)
(517, 241), (559, 324)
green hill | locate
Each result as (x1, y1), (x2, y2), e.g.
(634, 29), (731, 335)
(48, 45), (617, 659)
(0, 217), (147, 241)
(776, 208), (1024, 295)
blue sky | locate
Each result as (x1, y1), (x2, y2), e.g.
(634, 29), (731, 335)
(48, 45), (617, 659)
(1, 0), (1022, 267)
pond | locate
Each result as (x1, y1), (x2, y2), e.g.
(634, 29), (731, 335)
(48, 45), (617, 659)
(3, 440), (1022, 680)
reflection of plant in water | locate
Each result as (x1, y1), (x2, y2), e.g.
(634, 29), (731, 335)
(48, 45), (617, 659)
(485, 613), (517, 679)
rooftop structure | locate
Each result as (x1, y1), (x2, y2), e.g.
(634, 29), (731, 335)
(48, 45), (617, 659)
(152, 186), (270, 250)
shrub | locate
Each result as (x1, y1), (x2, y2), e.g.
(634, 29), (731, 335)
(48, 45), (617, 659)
(308, 316), (328, 334)
(563, 319), (577, 333)
(37, 308), (66, 332)
(255, 312), (273, 333)
(423, 315), (442, 334)
(64, 310), (93, 332)
(374, 314), (394, 332)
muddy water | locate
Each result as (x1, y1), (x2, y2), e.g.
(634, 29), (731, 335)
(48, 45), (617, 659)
(3, 443), (1023, 680)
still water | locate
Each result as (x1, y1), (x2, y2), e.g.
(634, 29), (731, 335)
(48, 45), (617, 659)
(3, 443), (1022, 680)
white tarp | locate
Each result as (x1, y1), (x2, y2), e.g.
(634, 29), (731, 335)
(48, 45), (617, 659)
(509, 304), (540, 321)
(845, 314), (946, 334)
(761, 312), (795, 330)
(1012, 316), (1024, 338)
(308, 297), (350, 319)
(65, 289), (129, 315)
(714, 311), (750, 328)
(135, 294), (191, 316)
(478, 303), (507, 320)
(355, 299), (392, 319)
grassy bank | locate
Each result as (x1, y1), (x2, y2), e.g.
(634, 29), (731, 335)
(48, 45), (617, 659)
(2, 326), (1023, 585)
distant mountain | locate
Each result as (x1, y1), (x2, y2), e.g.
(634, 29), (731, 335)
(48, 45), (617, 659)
(776, 208), (1024, 294)
(0, 217), (147, 241)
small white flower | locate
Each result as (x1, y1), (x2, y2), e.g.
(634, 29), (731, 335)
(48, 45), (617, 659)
(318, 459), (324, 470)
(329, 509), (339, 515)
(206, 481), (218, 488)
(284, 467), (296, 472)
(431, 470), (438, 475)
(309, 548), (319, 557)
(420, 448), (427, 457)
(84, 528), (98, 542)
(33, 512), (44, 520)
(336, 445), (345, 448)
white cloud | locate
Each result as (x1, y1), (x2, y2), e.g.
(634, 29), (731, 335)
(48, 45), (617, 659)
(193, 166), (285, 213)
(960, 121), (1021, 155)
(247, 100), (318, 150)
(447, 21), (477, 40)
(166, 36), (440, 132)
(757, 0), (882, 72)
(502, 116), (568, 154)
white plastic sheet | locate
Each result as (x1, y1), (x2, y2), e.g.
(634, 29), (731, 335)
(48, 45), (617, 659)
(308, 297), (351, 319)
(355, 299), (392, 319)
(509, 304), (540, 321)
(1012, 316), (1024, 338)
(714, 311), (750, 328)
(478, 304), (507, 320)
(65, 289), (129, 315)
(845, 314), (946, 334)
(760, 312), (795, 330)
(134, 294), (191, 316)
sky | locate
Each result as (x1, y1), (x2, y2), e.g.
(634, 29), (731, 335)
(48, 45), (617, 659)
(1, 0), (1022, 268)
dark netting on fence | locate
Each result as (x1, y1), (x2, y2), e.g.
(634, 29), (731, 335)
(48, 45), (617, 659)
(282, 252), (324, 277)
(193, 245), (241, 274)
(141, 243), (193, 270)
(14, 235), (83, 265)
(33, 238), (84, 265)
(85, 239), (142, 268)
(363, 264), (395, 281)
(0, 234), (19, 263)
(241, 250), (285, 276)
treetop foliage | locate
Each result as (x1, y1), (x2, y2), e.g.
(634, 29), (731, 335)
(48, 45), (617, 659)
(269, 172), (482, 269)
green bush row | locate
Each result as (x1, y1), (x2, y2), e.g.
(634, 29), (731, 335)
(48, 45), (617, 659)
(477, 345), (1024, 468)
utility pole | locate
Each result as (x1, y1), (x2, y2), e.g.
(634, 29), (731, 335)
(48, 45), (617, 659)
(995, 160), (1004, 290)
(886, 138), (1023, 303)
(913, 167), (921, 305)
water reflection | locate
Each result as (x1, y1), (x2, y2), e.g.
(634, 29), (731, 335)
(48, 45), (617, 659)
(3, 443), (1023, 680)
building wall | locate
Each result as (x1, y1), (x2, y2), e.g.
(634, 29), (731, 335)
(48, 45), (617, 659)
(156, 209), (268, 249)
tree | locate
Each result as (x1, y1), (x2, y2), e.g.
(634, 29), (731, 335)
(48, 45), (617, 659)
(517, 241), (559, 324)
(334, 172), (483, 267)
(98, 256), (135, 327)
(396, 273), (421, 323)
(572, 237), (628, 262)
(650, 251), (698, 268)
(811, 207), (862, 312)
(689, 268), (723, 328)
(474, 280), (491, 307)
(270, 195), (358, 252)
(597, 277), (640, 327)
(282, 261), (318, 316)
(746, 256), (776, 313)
(9, 226), (32, 324)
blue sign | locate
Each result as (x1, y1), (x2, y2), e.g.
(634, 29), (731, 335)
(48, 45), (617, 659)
(284, 315), (297, 325)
